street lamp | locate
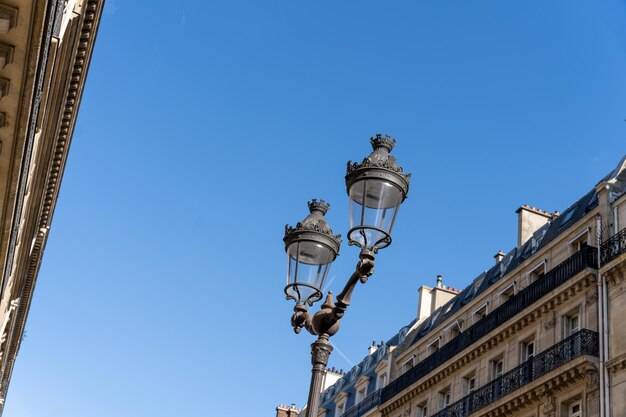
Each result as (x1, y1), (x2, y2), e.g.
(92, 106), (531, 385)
(283, 134), (411, 417)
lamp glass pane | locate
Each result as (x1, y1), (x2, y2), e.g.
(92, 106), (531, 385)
(286, 241), (334, 304)
(349, 179), (403, 247)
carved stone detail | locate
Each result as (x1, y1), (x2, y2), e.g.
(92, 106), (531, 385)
(585, 368), (599, 390)
(542, 392), (555, 417)
(544, 312), (556, 330)
(585, 289), (598, 305)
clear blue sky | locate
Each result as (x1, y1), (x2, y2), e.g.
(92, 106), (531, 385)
(5, 1), (626, 416)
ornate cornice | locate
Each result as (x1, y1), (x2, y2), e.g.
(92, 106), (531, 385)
(601, 255), (626, 287)
(0, 1), (104, 411)
(606, 352), (626, 375)
(379, 269), (596, 415)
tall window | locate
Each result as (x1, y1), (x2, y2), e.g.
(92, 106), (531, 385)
(438, 388), (451, 411)
(564, 311), (580, 337)
(415, 403), (428, 417)
(490, 357), (504, 380)
(376, 373), (387, 390)
(520, 340), (535, 362)
(462, 374), (476, 396)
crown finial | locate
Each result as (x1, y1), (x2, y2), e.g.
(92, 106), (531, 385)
(370, 133), (396, 152)
(308, 199), (330, 215)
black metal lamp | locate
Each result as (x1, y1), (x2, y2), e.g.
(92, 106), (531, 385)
(283, 135), (411, 417)
(284, 199), (341, 307)
(346, 134), (411, 251)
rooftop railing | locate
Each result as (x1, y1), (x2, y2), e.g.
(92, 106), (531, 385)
(381, 246), (597, 404)
(431, 329), (599, 417)
(340, 389), (381, 417)
(600, 227), (626, 265)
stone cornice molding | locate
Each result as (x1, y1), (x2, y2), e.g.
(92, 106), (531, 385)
(601, 255), (626, 287)
(0, 0), (104, 412)
(379, 269), (596, 415)
(606, 352), (626, 375)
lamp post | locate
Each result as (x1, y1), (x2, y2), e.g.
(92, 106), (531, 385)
(283, 135), (411, 417)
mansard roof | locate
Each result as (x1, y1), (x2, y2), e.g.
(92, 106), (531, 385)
(398, 155), (626, 351)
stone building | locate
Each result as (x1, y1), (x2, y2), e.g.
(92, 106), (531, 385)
(0, 0), (103, 413)
(284, 155), (626, 417)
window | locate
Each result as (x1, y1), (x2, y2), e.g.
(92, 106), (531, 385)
(528, 262), (546, 284)
(569, 401), (582, 417)
(568, 229), (589, 255)
(564, 310), (580, 337)
(438, 388), (451, 411)
(500, 284), (515, 304)
(402, 357), (415, 373)
(428, 339), (440, 355)
(520, 340), (534, 362)
(415, 403), (428, 417)
(462, 374), (476, 396)
(376, 373), (387, 390)
(473, 303), (488, 324)
(355, 386), (367, 404)
(336, 402), (345, 417)
(490, 357), (504, 380)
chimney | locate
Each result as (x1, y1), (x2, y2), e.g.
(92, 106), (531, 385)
(276, 404), (298, 417)
(417, 275), (460, 322)
(493, 249), (505, 264)
(516, 205), (552, 247)
(368, 340), (378, 355)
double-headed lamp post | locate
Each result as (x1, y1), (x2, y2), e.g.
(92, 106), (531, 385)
(283, 135), (411, 417)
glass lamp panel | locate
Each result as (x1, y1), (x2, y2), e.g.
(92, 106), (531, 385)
(286, 241), (334, 304)
(349, 179), (403, 247)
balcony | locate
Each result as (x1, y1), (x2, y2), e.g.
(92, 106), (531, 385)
(381, 246), (597, 404)
(341, 389), (381, 417)
(600, 227), (626, 265)
(431, 329), (599, 417)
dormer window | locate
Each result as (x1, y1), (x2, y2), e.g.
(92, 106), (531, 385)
(354, 375), (371, 404)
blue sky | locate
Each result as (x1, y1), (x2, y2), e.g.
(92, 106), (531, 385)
(5, 1), (626, 416)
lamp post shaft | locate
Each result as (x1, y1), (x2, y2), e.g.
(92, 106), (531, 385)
(306, 335), (333, 417)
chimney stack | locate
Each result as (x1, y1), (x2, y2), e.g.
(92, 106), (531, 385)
(516, 205), (552, 247)
(493, 249), (505, 264)
(276, 404), (301, 417)
(368, 340), (378, 355)
(417, 275), (460, 322)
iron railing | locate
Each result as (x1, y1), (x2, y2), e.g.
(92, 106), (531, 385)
(601, 227), (626, 265)
(381, 246), (597, 404)
(431, 329), (598, 417)
(341, 389), (381, 417)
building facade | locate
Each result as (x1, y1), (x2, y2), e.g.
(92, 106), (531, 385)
(0, 0), (103, 412)
(283, 155), (626, 417)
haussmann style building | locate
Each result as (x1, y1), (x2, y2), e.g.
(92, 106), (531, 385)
(278, 154), (626, 417)
(0, 0), (103, 413)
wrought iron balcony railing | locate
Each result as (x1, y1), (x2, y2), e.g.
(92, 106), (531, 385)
(381, 246), (597, 404)
(601, 227), (626, 265)
(431, 329), (599, 417)
(340, 389), (381, 417)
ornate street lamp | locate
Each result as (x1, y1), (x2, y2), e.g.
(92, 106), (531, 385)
(283, 134), (411, 417)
